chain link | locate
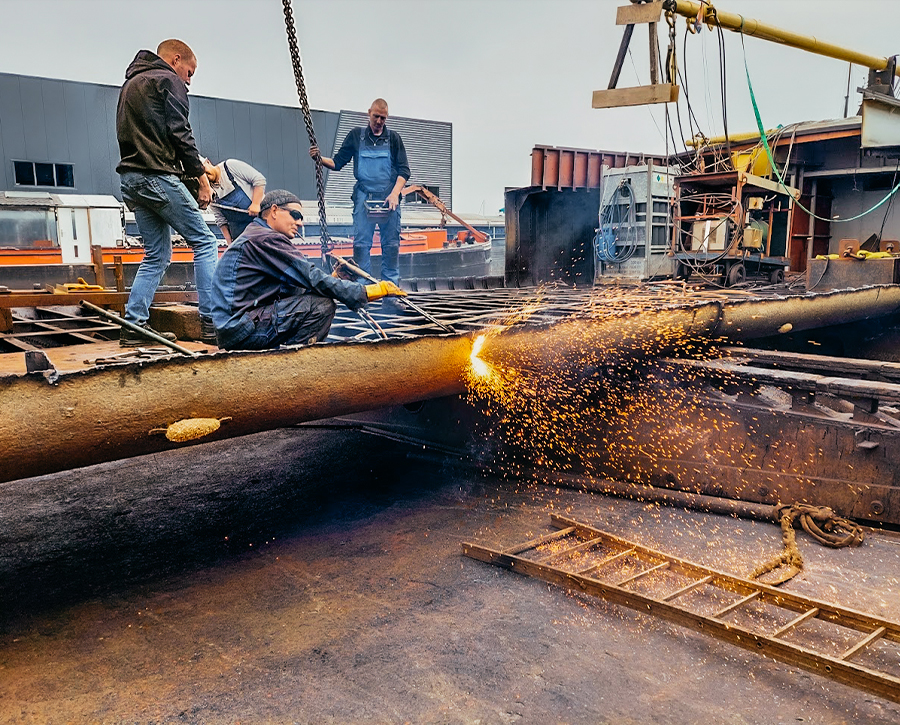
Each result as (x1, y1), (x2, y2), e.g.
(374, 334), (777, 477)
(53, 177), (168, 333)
(282, 0), (333, 267)
(665, 9), (677, 85)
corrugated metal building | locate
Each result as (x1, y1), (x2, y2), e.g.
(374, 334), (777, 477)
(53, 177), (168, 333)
(0, 72), (452, 207)
(325, 110), (452, 207)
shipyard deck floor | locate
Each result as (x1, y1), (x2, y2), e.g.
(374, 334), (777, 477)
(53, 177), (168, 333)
(1, 427), (899, 724)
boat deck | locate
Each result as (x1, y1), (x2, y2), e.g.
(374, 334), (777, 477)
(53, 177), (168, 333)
(2, 428), (898, 722)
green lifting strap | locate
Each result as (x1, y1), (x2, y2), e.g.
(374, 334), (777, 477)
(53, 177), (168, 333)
(739, 22), (900, 224)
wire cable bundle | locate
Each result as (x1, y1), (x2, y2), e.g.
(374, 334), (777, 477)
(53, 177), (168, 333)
(595, 180), (639, 266)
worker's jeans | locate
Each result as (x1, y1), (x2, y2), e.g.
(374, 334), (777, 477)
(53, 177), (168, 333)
(352, 193), (401, 285)
(226, 294), (337, 350)
(120, 172), (218, 325)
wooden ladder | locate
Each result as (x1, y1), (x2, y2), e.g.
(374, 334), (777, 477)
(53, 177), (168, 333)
(462, 514), (900, 704)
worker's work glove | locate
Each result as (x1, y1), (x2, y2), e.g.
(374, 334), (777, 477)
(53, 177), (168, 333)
(365, 281), (408, 301)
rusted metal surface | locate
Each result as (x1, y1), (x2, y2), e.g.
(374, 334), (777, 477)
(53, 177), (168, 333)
(3, 286), (900, 485)
(807, 257), (900, 292)
(0, 335), (473, 483)
(530, 145), (667, 190)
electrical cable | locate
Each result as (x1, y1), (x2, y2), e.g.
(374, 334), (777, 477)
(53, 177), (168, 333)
(596, 180), (639, 266)
(878, 155), (900, 240)
(711, 8), (733, 171)
(739, 27), (900, 224)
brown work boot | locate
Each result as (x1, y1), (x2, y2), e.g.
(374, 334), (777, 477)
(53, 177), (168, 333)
(200, 316), (218, 346)
(120, 324), (178, 347)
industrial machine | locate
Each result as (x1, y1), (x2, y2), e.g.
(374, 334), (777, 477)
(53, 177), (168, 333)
(594, 163), (676, 281)
(670, 170), (798, 285)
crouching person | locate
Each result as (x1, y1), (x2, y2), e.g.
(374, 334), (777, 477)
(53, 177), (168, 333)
(210, 190), (405, 350)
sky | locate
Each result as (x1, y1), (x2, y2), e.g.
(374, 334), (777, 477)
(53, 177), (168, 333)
(2, 0), (899, 213)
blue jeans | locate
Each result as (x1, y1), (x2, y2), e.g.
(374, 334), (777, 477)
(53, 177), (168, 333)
(352, 191), (400, 285)
(120, 171), (218, 324)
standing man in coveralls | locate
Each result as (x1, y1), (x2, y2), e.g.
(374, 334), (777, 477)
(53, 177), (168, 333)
(309, 99), (410, 300)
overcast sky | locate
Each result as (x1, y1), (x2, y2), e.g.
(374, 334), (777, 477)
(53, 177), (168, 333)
(2, 0), (899, 213)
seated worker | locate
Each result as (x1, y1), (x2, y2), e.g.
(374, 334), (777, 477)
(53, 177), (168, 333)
(210, 190), (405, 350)
(202, 157), (266, 242)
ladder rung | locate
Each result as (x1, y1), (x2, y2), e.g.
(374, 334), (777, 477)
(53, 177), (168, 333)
(617, 562), (669, 587)
(575, 547), (635, 576)
(772, 608), (820, 638)
(714, 591), (760, 618)
(504, 527), (575, 555)
(840, 626), (886, 661)
(543, 536), (604, 563)
(662, 575), (714, 602)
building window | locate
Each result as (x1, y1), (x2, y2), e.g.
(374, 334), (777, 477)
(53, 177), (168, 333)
(13, 160), (75, 188)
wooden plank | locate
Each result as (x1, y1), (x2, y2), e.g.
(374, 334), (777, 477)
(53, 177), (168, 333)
(616, 1), (663, 24)
(542, 536), (604, 562)
(503, 526), (575, 555)
(90, 245), (107, 289)
(0, 291), (196, 309)
(772, 608), (820, 638)
(715, 592), (761, 618)
(608, 24), (635, 89)
(662, 575), (714, 602)
(841, 627), (886, 661)
(575, 547), (635, 576)
(617, 561), (669, 586)
(592, 84), (679, 109)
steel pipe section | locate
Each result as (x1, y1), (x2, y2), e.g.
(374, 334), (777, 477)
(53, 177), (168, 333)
(2, 286), (899, 483)
(0, 336), (473, 483)
(481, 286), (900, 369)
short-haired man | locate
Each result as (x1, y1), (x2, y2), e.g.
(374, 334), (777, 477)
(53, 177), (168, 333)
(210, 190), (406, 350)
(309, 99), (410, 292)
(116, 38), (218, 345)
(202, 157), (267, 243)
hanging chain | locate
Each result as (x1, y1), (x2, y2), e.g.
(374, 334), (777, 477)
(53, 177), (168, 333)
(282, 0), (333, 267)
(664, 9), (677, 85)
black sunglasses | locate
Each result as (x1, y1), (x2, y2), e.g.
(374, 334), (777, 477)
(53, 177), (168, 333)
(279, 207), (303, 221)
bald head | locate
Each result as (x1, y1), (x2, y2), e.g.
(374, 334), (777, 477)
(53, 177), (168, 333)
(157, 39), (195, 64)
(156, 39), (197, 86)
(368, 99), (389, 136)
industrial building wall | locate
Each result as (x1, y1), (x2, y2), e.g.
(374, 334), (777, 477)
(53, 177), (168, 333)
(0, 73), (121, 197)
(0, 72), (450, 206)
(324, 110), (452, 209)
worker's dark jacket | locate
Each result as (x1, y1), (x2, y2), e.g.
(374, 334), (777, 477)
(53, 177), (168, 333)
(115, 50), (204, 178)
(210, 219), (368, 349)
(331, 126), (410, 195)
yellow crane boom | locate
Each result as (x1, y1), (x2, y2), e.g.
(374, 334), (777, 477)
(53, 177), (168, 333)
(667, 0), (900, 76)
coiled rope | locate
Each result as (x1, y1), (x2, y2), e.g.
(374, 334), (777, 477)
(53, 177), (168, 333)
(751, 503), (865, 586)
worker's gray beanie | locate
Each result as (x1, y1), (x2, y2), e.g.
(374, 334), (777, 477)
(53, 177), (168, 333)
(259, 189), (302, 215)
